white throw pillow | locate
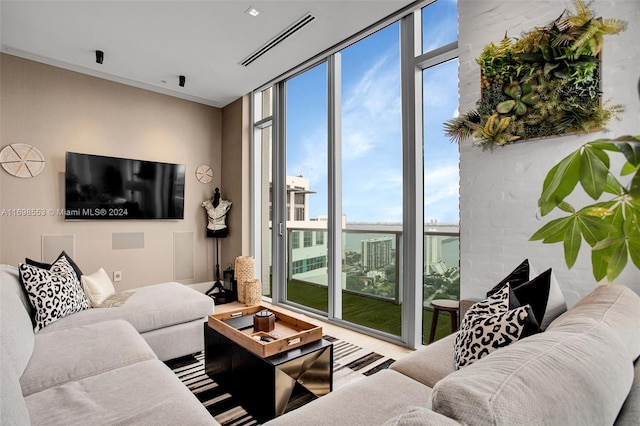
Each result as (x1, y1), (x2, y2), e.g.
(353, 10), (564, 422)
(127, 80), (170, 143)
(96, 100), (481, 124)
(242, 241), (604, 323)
(81, 268), (116, 307)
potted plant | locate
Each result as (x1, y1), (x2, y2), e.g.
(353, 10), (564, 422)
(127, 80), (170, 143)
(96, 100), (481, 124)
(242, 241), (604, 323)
(530, 134), (640, 282)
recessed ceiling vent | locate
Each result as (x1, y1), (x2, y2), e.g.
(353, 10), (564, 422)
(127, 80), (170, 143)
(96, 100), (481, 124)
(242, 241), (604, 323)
(240, 13), (315, 67)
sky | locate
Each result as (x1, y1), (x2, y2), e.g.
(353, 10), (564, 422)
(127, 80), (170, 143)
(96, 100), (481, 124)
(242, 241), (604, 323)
(285, 0), (459, 225)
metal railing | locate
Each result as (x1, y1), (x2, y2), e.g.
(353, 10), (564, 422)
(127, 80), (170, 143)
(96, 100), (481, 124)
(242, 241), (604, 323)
(284, 225), (460, 305)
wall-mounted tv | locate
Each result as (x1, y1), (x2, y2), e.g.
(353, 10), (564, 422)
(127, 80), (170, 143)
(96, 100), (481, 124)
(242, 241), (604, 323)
(65, 152), (185, 220)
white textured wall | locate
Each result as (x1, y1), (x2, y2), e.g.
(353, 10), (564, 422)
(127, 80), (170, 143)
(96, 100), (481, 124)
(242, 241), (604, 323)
(458, 0), (640, 305)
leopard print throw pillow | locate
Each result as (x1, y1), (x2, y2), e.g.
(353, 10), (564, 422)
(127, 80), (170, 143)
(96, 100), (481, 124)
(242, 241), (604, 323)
(19, 255), (90, 331)
(454, 283), (537, 369)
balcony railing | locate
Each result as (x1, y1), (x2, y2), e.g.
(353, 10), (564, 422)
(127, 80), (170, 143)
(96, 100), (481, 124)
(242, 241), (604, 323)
(277, 224), (460, 343)
(286, 225), (459, 302)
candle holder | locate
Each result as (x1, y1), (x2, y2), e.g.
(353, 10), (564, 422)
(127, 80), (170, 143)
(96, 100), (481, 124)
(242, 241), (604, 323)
(253, 310), (275, 332)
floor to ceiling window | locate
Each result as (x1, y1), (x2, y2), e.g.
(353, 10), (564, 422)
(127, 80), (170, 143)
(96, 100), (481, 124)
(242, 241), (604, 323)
(420, 0), (460, 344)
(340, 23), (403, 336)
(284, 62), (329, 314)
(253, 0), (459, 348)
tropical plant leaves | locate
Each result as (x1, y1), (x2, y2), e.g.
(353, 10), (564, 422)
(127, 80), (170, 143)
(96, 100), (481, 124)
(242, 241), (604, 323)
(629, 229), (640, 270)
(563, 219), (582, 268)
(530, 216), (572, 243)
(532, 136), (640, 282)
(607, 243), (628, 282)
(538, 150), (581, 215)
(616, 140), (640, 166)
(579, 145), (609, 199)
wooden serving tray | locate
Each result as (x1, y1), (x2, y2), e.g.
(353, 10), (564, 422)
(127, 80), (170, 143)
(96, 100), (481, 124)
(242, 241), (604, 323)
(207, 305), (323, 358)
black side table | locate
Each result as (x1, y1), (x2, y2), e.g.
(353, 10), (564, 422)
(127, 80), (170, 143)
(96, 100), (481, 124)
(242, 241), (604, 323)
(204, 323), (333, 422)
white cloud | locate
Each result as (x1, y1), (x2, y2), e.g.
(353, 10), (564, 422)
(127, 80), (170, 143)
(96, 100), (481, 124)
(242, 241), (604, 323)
(286, 34), (459, 224)
(424, 164), (459, 223)
(342, 50), (401, 162)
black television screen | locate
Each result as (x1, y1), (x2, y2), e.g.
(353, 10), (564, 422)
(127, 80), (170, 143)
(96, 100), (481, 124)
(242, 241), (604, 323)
(65, 152), (185, 220)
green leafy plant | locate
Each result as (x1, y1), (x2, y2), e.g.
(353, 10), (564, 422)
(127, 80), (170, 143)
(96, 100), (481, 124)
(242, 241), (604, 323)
(496, 82), (536, 116)
(445, 0), (626, 149)
(530, 136), (640, 282)
(471, 113), (519, 146)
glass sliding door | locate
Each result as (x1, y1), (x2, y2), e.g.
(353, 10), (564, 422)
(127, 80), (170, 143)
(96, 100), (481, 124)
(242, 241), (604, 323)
(420, 0), (460, 344)
(252, 2), (461, 348)
(422, 57), (460, 343)
(340, 23), (403, 336)
(284, 62), (329, 314)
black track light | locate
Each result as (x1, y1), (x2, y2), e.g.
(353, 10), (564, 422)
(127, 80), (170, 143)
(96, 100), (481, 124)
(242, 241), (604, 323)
(179, 75), (186, 87)
(96, 50), (104, 64)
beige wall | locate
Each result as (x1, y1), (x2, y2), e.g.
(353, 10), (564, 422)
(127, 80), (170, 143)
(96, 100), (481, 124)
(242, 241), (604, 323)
(219, 95), (252, 274)
(0, 54), (226, 290)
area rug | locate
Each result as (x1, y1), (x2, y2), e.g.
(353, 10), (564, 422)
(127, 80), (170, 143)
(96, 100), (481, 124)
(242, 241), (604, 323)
(166, 334), (395, 426)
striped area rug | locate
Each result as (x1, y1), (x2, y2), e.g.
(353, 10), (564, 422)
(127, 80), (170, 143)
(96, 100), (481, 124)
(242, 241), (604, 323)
(166, 334), (395, 426)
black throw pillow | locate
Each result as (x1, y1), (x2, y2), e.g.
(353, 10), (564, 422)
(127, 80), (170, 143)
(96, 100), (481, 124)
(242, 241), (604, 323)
(486, 259), (530, 297)
(25, 251), (84, 281)
(510, 268), (552, 327)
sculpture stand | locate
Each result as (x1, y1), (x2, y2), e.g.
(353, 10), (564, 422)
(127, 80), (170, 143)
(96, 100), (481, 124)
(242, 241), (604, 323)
(206, 237), (225, 297)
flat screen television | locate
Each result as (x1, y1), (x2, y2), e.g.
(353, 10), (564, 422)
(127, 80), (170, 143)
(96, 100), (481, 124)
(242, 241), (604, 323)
(65, 152), (185, 220)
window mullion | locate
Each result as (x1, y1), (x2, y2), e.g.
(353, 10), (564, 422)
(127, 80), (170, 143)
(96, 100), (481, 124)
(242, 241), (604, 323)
(272, 82), (287, 304)
(327, 53), (343, 321)
(401, 10), (424, 349)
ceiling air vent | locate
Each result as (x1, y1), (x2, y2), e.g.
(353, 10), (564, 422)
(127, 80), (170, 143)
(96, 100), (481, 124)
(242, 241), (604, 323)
(240, 13), (315, 67)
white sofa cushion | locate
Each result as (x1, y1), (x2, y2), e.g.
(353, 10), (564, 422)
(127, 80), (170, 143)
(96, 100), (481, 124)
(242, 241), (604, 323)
(383, 406), (462, 425)
(81, 268), (116, 307)
(264, 369), (432, 426)
(20, 319), (157, 396)
(0, 265), (35, 377)
(431, 284), (640, 425)
(0, 362), (31, 425)
(37, 282), (214, 334)
(24, 359), (216, 426)
(390, 333), (457, 388)
(0, 265), (34, 425)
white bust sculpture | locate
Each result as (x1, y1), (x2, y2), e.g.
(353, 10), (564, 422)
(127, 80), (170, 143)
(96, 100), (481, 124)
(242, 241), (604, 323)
(202, 188), (231, 237)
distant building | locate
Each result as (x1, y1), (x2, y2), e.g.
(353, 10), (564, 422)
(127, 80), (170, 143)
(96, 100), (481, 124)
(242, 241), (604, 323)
(361, 237), (393, 270)
(275, 176), (458, 295)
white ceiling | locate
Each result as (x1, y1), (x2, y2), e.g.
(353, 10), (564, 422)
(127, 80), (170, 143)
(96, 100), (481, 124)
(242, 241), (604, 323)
(1, 1), (416, 108)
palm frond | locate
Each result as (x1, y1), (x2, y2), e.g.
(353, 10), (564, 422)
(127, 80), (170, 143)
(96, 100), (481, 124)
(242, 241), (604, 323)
(599, 18), (627, 34)
(443, 111), (481, 144)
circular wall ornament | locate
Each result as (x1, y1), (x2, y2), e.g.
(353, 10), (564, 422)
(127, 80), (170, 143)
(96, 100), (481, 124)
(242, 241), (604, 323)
(0, 144), (45, 178)
(195, 164), (213, 184)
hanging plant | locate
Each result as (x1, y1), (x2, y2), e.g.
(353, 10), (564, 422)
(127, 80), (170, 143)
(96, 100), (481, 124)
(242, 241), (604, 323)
(445, 0), (627, 150)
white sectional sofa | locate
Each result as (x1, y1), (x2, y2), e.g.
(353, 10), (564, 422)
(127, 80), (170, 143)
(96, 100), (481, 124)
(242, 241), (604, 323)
(37, 280), (214, 362)
(266, 283), (640, 425)
(0, 263), (218, 425)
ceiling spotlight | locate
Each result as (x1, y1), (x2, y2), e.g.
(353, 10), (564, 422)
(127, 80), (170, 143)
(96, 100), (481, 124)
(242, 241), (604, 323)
(245, 6), (260, 17)
(95, 50), (104, 64)
(179, 75), (186, 87)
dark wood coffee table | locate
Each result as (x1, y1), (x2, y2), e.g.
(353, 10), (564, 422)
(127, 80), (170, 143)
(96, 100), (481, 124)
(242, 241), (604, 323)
(204, 306), (333, 422)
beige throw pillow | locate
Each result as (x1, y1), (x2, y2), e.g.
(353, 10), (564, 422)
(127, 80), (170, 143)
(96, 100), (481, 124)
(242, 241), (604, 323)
(81, 268), (116, 307)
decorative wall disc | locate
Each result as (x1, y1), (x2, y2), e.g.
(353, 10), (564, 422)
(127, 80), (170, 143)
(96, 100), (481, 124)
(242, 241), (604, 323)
(0, 144), (45, 178)
(195, 164), (213, 184)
